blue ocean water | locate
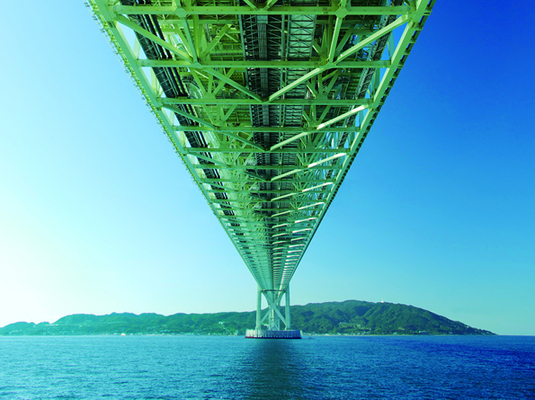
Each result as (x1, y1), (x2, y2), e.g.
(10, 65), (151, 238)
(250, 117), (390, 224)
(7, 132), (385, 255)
(0, 335), (534, 399)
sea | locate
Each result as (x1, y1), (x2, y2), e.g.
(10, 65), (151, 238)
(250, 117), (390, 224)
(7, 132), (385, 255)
(0, 335), (534, 399)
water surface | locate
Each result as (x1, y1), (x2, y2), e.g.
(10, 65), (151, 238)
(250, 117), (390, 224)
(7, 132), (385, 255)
(1, 335), (534, 399)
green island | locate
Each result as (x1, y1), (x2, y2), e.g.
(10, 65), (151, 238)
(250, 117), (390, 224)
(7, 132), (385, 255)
(0, 300), (494, 336)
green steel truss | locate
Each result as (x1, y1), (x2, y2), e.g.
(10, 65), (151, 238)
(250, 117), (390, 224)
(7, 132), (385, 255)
(89, 0), (434, 330)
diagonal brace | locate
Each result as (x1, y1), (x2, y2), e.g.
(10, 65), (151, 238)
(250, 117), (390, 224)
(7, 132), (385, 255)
(115, 15), (192, 62)
(263, 292), (288, 327)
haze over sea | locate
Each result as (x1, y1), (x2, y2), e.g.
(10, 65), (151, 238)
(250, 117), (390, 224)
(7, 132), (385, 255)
(1, 335), (534, 399)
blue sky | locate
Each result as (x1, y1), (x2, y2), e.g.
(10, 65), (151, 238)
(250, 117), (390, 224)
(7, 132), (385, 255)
(1, 2), (533, 335)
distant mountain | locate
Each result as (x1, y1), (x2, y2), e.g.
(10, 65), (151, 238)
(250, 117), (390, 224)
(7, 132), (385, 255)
(0, 300), (494, 336)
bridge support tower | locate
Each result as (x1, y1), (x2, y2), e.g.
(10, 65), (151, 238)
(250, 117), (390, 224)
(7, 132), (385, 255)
(246, 285), (301, 339)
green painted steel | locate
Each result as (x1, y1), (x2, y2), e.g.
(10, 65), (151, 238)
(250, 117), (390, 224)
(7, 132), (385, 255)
(88, 0), (434, 328)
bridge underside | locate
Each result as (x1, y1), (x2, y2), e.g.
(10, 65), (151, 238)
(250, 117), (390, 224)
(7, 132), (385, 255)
(89, 0), (434, 333)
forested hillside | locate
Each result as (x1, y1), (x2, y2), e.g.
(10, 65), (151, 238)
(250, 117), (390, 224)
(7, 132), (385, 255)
(0, 300), (494, 335)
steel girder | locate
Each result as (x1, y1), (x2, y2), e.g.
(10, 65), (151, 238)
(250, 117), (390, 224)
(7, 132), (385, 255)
(88, 0), (435, 313)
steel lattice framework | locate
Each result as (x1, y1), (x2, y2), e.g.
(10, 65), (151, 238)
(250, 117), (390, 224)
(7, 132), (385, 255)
(89, 0), (434, 331)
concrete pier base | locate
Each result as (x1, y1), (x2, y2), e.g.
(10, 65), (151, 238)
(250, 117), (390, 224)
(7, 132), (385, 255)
(245, 329), (301, 339)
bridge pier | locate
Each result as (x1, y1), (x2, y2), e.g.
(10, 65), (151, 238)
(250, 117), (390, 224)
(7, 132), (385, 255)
(245, 329), (301, 339)
(247, 284), (301, 339)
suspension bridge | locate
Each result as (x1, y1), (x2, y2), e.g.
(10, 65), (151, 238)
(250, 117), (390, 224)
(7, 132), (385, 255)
(88, 0), (434, 338)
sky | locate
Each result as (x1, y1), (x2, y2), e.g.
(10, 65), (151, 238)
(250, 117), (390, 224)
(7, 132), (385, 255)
(1, 2), (534, 335)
